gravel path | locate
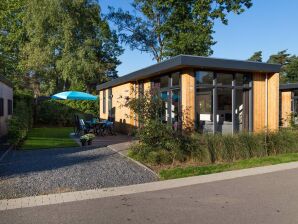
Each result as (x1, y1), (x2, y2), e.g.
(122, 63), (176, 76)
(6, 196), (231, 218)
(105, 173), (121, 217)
(0, 147), (157, 199)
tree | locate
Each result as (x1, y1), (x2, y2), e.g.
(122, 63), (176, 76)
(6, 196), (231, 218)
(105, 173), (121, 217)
(0, 0), (27, 87)
(285, 56), (298, 83)
(267, 50), (298, 84)
(108, 0), (252, 62)
(267, 50), (291, 65)
(19, 0), (123, 95)
(248, 51), (262, 62)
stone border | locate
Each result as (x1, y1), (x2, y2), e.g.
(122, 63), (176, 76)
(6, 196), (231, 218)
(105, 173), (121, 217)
(2, 161), (298, 211)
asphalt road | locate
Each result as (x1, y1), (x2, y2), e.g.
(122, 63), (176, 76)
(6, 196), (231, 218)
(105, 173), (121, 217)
(0, 147), (157, 199)
(1, 167), (298, 224)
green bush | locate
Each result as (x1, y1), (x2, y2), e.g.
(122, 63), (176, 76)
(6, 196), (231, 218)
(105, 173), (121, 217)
(35, 99), (98, 126)
(129, 125), (298, 166)
(8, 94), (33, 147)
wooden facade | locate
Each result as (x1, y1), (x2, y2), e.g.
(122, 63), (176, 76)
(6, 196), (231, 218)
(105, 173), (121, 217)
(97, 55), (281, 134)
(280, 91), (292, 127)
(181, 69), (195, 131)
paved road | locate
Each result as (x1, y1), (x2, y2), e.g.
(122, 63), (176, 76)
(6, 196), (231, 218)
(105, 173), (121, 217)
(0, 147), (157, 199)
(1, 167), (298, 224)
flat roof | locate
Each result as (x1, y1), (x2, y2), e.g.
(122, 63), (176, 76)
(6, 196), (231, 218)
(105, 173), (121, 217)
(97, 55), (281, 91)
(280, 83), (298, 91)
(0, 75), (13, 88)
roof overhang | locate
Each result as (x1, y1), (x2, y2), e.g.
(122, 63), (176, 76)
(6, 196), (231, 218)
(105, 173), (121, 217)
(97, 55), (281, 91)
(280, 83), (298, 91)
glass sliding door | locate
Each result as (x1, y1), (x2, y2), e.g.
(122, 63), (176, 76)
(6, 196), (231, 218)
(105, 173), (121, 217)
(161, 91), (169, 123)
(196, 88), (214, 133)
(235, 89), (250, 132)
(195, 71), (252, 134)
(217, 88), (232, 134)
(171, 89), (181, 130)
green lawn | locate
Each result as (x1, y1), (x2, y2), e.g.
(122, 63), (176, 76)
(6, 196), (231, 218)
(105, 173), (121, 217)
(22, 127), (78, 149)
(159, 153), (298, 180)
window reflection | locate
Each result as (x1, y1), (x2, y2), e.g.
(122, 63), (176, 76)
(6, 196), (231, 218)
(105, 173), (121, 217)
(196, 89), (213, 133)
(196, 71), (213, 85)
(172, 72), (180, 86)
(171, 90), (181, 130)
(217, 73), (232, 86)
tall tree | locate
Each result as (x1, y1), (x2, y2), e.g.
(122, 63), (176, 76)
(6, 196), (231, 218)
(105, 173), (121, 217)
(0, 0), (26, 88)
(267, 50), (291, 65)
(267, 50), (298, 84)
(285, 56), (298, 83)
(20, 0), (123, 95)
(108, 0), (252, 62)
(248, 51), (262, 62)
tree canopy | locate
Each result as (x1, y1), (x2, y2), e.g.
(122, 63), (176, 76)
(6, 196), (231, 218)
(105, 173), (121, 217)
(248, 51), (263, 62)
(266, 50), (298, 84)
(108, 0), (252, 62)
(0, 0), (123, 96)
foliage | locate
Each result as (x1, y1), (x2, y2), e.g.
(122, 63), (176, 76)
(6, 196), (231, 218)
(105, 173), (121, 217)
(80, 133), (95, 142)
(7, 93), (34, 147)
(247, 51), (262, 62)
(129, 129), (298, 166)
(22, 127), (78, 149)
(1, 0), (123, 95)
(267, 50), (296, 84)
(108, 0), (252, 62)
(284, 56), (298, 83)
(247, 50), (298, 84)
(35, 99), (97, 126)
(0, 0), (26, 86)
(123, 88), (164, 123)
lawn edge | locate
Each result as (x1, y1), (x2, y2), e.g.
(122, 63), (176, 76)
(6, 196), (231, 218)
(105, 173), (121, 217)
(159, 152), (298, 180)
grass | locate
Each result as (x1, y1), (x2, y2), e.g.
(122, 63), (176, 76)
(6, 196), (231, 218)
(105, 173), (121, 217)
(22, 127), (78, 149)
(159, 153), (298, 180)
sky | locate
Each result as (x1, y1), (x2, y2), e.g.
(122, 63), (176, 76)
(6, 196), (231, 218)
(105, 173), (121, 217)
(99, 0), (298, 77)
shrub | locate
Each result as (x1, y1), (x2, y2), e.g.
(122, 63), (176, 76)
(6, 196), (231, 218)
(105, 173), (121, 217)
(129, 128), (298, 166)
(35, 99), (98, 126)
(8, 95), (33, 147)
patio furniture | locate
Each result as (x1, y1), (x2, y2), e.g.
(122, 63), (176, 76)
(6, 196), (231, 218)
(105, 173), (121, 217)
(93, 120), (116, 136)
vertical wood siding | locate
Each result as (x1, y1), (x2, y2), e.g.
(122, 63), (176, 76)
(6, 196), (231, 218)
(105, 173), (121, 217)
(281, 91), (292, 127)
(253, 72), (279, 132)
(181, 69), (195, 131)
(267, 73), (279, 131)
(253, 73), (266, 132)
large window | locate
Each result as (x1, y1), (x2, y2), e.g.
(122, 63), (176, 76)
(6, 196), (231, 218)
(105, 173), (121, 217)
(196, 71), (213, 85)
(196, 88), (213, 133)
(151, 72), (181, 129)
(196, 71), (252, 134)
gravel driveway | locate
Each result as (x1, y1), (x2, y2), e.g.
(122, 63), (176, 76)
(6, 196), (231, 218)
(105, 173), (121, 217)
(0, 147), (157, 199)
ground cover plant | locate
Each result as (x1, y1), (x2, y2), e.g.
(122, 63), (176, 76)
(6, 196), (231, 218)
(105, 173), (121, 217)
(22, 127), (78, 149)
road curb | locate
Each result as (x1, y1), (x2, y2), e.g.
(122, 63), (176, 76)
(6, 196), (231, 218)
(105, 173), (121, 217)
(2, 160), (298, 211)
(107, 144), (159, 179)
